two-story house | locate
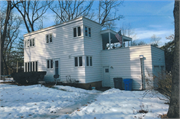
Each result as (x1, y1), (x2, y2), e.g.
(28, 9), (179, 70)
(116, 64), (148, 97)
(24, 16), (165, 90)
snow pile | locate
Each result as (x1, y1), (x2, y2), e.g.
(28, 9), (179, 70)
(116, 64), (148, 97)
(54, 85), (100, 94)
(60, 88), (169, 119)
(0, 84), (95, 119)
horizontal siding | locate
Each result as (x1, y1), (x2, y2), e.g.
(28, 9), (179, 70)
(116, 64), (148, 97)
(83, 18), (102, 83)
(101, 45), (153, 90)
(24, 20), (86, 83)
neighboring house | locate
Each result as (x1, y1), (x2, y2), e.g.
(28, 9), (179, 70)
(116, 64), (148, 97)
(24, 16), (165, 90)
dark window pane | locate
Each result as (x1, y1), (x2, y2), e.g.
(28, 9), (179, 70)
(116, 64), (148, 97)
(79, 57), (82, 66)
(75, 57), (78, 67)
(78, 27), (81, 36)
(25, 63), (27, 72)
(33, 39), (35, 46)
(89, 28), (91, 37)
(51, 60), (53, 68)
(50, 34), (52, 42)
(47, 60), (49, 68)
(85, 27), (87, 36)
(28, 62), (29, 72)
(36, 61), (38, 71)
(30, 62), (32, 72)
(55, 61), (58, 75)
(30, 39), (32, 46)
(46, 35), (49, 43)
(105, 69), (109, 73)
(90, 57), (92, 66)
(86, 56), (89, 66)
(33, 62), (35, 71)
(74, 28), (77, 37)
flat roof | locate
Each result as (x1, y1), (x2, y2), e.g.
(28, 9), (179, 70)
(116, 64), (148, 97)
(24, 16), (102, 37)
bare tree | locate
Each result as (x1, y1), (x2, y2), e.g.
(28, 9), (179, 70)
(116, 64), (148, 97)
(50, 0), (93, 24)
(98, 0), (123, 29)
(167, 1), (179, 118)
(1, 9), (22, 74)
(150, 34), (161, 47)
(13, 0), (52, 33)
(120, 23), (137, 40)
(1, 1), (20, 75)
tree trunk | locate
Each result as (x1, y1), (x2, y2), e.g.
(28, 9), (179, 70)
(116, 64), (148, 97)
(167, 1), (179, 118)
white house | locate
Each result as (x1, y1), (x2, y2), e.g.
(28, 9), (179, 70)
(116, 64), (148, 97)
(24, 16), (165, 90)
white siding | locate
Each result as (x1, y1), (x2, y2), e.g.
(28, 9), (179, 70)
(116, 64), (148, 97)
(83, 18), (102, 83)
(151, 46), (165, 88)
(101, 45), (153, 90)
(24, 17), (86, 83)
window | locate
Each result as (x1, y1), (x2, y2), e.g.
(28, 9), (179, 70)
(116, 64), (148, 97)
(73, 28), (77, 37)
(89, 28), (91, 37)
(84, 26), (91, 37)
(26, 39), (35, 47)
(25, 63), (27, 72)
(85, 27), (88, 36)
(78, 27), (81, 36)
(74, 56), (83, 67)
(75, 57), (78, 67)
(25, 61), (38, 72)
(105, 68), (109, 73)
(47, 59), (53, 69)
(79, 57), (82, 66)
(86, 56), (92, 66)
(73, 26), (81, 37)
(46, 34), (52, 43)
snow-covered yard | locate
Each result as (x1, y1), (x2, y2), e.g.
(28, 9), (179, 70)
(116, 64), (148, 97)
(0, 83), (168, 119)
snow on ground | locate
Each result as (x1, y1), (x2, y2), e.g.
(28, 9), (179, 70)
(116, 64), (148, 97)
(0, 78), (14, 82)
(0, 83), (169, 119)
(59, 88), (169, 119)
(0, 84), (99, 119)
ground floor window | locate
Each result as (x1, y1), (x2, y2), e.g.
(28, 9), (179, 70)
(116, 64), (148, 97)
(25, 61), (38, 72)
(74, 56), (83, 67)
(47, 59), (53, 68)
(86, 56), (92, 66)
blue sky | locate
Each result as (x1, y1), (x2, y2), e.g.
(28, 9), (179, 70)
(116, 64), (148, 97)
(16, 0), (174, 46)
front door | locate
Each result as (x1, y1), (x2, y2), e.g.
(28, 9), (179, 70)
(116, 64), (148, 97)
(102, 66), (110, 87)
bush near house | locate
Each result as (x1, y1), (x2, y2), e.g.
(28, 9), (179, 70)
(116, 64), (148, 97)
(11, 71), (46, 85)
(157, 71), (172, 100)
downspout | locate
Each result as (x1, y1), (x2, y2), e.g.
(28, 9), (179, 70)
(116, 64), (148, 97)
(139, 55), (144, 90)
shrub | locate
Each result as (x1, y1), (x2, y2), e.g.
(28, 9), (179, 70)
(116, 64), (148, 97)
(157, 71), (172, 99)
(11, 71), (46, 85)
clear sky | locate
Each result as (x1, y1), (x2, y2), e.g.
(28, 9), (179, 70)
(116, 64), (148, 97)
(16, 0), (174, 46)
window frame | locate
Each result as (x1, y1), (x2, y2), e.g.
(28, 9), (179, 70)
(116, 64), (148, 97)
(86, 56), (92, 66)
(84, 26), (91, 37)
(47, 59), (53, 69)
(46, 34), (53, 44)
(73, 26), (82, 37)
(74, 56), (83, 67)
(25, 38), (35, 48)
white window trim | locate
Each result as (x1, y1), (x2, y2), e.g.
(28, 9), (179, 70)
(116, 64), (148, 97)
(73, 26), (82, 38)
(25, 61), (38, 72)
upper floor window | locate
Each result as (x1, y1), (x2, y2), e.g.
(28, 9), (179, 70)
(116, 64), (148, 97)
(85, 26), (91, 37)
(74, 56), (83, 67)
(73, 26), (81, 37)
(25, 39), (35, 48)
(46, 34), (52, 43)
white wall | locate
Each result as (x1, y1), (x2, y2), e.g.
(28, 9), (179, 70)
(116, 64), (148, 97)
(101, 45), (154, 90)
(24, 17), (87, 83)
(83, 18), (103, 83)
